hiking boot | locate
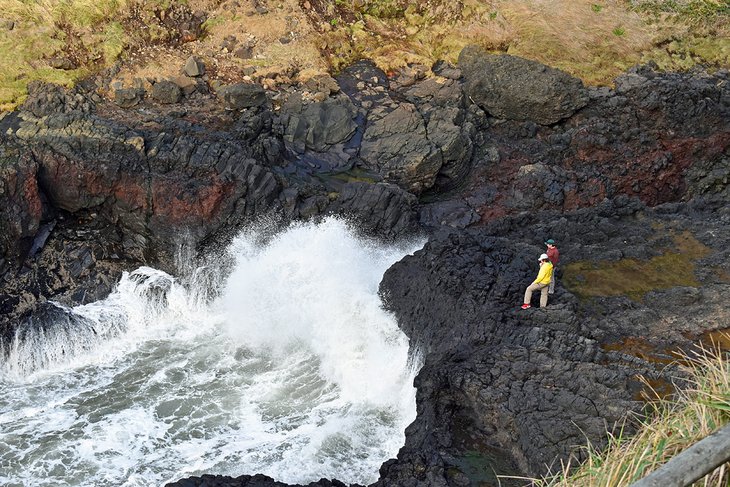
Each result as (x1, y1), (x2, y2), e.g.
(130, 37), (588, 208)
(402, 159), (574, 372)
(520, 304), (531, 309)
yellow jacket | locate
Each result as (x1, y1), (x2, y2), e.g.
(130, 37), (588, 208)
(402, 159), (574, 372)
(534, 262), (553, 285)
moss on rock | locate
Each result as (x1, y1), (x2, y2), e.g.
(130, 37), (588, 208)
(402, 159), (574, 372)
(564, 232), (711, 301)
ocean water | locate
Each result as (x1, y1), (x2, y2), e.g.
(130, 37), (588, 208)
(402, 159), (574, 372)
(0, 218), (422, 487)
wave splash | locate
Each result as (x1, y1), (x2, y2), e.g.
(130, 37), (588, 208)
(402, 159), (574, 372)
(0, 218), (422, 486)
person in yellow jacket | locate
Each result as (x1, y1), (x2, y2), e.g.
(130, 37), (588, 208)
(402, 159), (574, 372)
(521, 253), (553, 309)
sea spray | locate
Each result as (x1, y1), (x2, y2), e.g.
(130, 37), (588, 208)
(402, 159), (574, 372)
(220, 217), (419, 405)
(0, 218), (423, 486)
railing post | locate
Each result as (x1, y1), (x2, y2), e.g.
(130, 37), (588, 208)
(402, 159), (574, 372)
(628, 424), (730, 487)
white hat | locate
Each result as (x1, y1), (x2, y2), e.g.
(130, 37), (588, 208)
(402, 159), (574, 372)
(539, 253), (549, 261)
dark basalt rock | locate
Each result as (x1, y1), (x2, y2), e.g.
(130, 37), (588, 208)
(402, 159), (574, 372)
(375, 197), (730, 485)
(359, 104), (442, 194)
(326, 182), (419, 241)
(114, 87), (145, 107)
(280, 93), (358, 153)
(1, 52), (730, 487)
(166, 473), (355, 487)
(152, 80), (183, 104)
(0, 147), (42, 268)
(459, 46), (589, 125)
(218, 82), (268, 109)
(21, 80), (95, 117)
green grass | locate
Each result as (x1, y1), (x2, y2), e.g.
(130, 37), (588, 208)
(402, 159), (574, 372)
(643, 35), (730, 71)
(101, 21), (126, 64)
(0, 0), (127, 108)
(0, 27), (81, 110)
(524, 344), (730, 487)
(630, 0), (730, 23)
(563, 232), (710, 301)
(0, 0), (192, 109)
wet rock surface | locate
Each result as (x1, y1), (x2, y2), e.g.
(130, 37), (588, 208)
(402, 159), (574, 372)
(0, 49), (729, 486)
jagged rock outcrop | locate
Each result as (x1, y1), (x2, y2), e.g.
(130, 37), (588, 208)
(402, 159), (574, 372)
(360, 104), (442, 194)
(375, 197), (730, 485)
(280, 93), (358, 154)
(326, 182), (419, 241)
(167, 473), (355, 487)
(328, 61), (475, 195)
(0, 145), (42, 270)
(420, 64), (730, 228)
(1, 49), (729, 487)
(0, 86), (284, 338)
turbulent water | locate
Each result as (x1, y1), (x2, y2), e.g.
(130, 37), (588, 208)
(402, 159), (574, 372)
(0, 218), (422, 487)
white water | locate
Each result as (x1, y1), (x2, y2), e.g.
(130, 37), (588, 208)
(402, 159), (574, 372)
(0, 218), (422, 487)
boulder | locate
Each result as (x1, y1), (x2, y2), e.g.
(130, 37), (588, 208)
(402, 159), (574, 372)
(114, 87), (144, 108)
(360, 104), (442, 194)
(302, 74), (340, 96)
(48, 56), (76, 70)
(281, 93), (357, 153)
(234, 46), (253, 59)
(151, 80), (182, 104)
(217, 83), (267, 109)
(172, 75), (197, 96)
(183, 56), (205, 77)
(458, 46), (589, 125)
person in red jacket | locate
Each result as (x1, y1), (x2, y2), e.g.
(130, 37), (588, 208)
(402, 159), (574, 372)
(545, 238), (559, 294)
(522, 253), (553, 309)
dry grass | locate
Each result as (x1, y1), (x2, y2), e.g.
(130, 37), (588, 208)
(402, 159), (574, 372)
(0, 24), (79, 111)
(500, 0), (656, 84)
(0, 0), (727, 109)
(523, 342), (730, 487)
(1, 0), (128, 27)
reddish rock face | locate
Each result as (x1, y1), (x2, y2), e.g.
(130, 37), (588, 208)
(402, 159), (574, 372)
(35, 151), (112, 212)
(112, 176), (148, 213)
(458, 125), (729, 225)
(0, 156), (42, 264)
(562, 177), (607, 211)
(151, 175), (234, 224)
(613, 133), (730, 206)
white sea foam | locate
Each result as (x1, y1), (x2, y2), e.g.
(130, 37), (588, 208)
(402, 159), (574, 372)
(0, 218), (422, 486)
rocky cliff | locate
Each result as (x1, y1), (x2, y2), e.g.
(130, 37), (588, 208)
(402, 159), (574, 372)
(1, 46), (729, 486)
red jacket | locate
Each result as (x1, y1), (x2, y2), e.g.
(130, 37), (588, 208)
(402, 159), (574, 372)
(547, 247), (560, 266)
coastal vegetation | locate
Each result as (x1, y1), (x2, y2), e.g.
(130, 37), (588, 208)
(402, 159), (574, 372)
(532, 343), (730, 487)
(0, 0), (728, 109)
